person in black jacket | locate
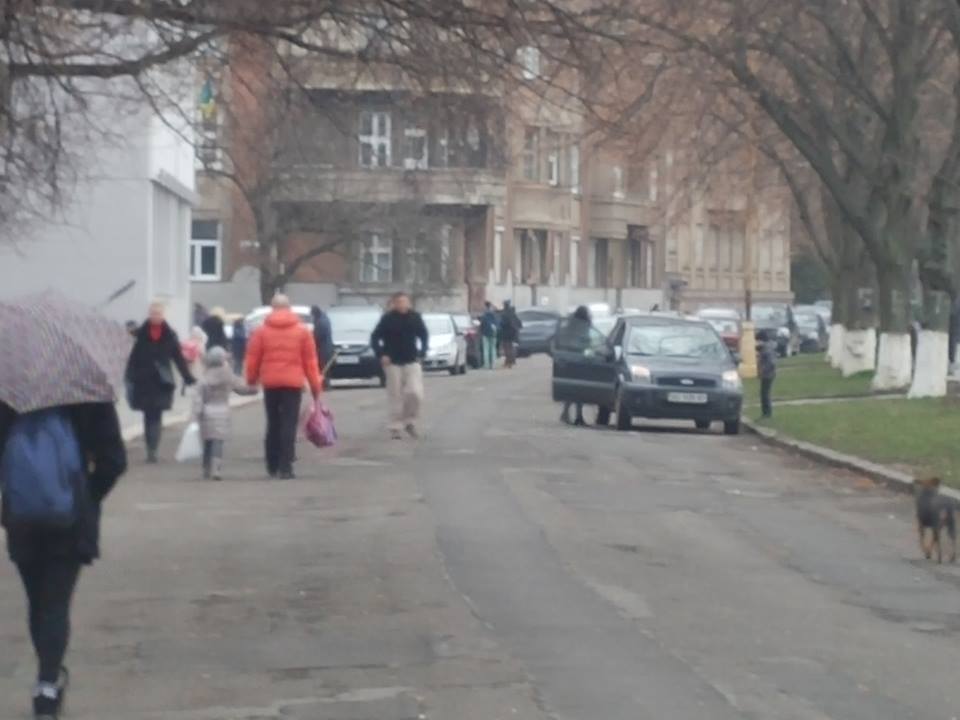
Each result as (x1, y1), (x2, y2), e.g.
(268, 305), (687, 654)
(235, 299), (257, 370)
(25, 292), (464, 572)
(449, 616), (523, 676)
(500, 300), (523, 369)
(370, 292), (429, 439)
(311, 305), (335, 389)
(201, 307), (229, 352)
(125, 302), (195, 462)
(0, 401), (127, 719)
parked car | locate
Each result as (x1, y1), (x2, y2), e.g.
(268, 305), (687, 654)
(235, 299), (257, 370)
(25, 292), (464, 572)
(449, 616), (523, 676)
(593, 314), (620, 338)
(517, 308), (563, 357)
(245, 305), (314, 334)
(453, 314), (481, 368)
(696, 307), (742, 351)
(422, 313), (468, 375)
(751, 304), (796, 357)
(327, 306), (385, 386)
(552, 314), (743, 434)
(796, 303), (832, 329)
(794, 309), (829, 353)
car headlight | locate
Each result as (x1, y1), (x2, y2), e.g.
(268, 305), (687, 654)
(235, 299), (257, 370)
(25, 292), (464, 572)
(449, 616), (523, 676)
(630, 364), (651, 383)
(722, 369), (743, 391)
(777, 327), (790, 338)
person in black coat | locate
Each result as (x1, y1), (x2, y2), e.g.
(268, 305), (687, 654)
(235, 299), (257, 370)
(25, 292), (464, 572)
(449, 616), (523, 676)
(231, 317), (248, 375)
(500, 300), (523, 368)
(125, 302), (195, 462)
(201, 309), (229, 352)
(0, 401), (127, 717)
(311, 305), (335, 389)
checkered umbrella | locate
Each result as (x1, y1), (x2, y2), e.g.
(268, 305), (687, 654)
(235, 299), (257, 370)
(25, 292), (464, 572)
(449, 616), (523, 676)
(0, 290), (133, 413)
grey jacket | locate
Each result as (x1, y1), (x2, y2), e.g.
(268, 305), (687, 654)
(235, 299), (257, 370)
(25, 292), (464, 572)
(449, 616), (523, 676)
(192, 363), (256, 441)
(758, 340), (778, 380)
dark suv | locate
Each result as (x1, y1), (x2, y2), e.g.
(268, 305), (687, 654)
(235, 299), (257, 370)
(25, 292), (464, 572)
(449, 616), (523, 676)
(327, 306), (385, 386)
(551, 315), (744, 434)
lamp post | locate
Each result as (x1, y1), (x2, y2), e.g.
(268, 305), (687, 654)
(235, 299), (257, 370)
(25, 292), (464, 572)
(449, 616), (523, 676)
(739, 145), (759, 379)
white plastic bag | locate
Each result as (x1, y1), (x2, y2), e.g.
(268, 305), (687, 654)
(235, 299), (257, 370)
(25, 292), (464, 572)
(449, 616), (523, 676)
(175, 421), (202, 463)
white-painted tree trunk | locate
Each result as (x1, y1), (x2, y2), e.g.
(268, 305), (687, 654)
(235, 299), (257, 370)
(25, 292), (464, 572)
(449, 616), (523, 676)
(908, 330), (949, 398)
(827, 324), (845, 368)
(840, 328), (876, 376)
(872, 332), (912, 392)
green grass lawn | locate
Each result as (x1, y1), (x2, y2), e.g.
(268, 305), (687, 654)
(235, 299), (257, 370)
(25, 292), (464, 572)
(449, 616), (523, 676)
(751, 398), (960, 487)
(743, 357), (873, 403)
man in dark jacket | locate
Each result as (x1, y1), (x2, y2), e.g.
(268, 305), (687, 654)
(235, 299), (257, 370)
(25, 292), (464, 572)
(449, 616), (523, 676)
(311, 305), (335, 389)
(500, 300), (522, 369)
(0, 401), (127, 718)
(125, 302), (195, 462)
(201, 308), (229, 351)
(370, 292), (429, 439)
(758, 336), (778, 418)
(231, 318), (247, 375)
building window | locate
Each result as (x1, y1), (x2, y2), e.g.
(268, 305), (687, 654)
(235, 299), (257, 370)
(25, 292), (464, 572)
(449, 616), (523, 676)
(190, 219), (221, 281)
(627, 226), (655, 288)
(518, 228), (548, 284)
(612, 166), (625, 200)
(360, 232), (393, 283)
(403, 127), (428, 170)
(522, 127), (540, 182)
(593, 238), (609, 288)
(494, 227), (503, 283)
(570, 236), (580, 286)
(546, 131), (560, 187)
(520, 45), (541, 79)
(359, 111), (391, 168)
(569, 143), (580, 194)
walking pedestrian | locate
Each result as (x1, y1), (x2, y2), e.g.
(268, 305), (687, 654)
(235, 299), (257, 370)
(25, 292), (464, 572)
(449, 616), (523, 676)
(245, 295), (323, 479)
(479, 301), (499, 370)
(558, 305), (591, 426)
(201, 307), (229, 352)
(311, 305), (335, 389)
(1, 402), (127, 720)
(192, 347), (256, 480)
(0, 291), (132, 720)
(758, 335), (778, 419)
(231, 318), (247, 376)
(500, 300), (522, 368)
(126, 302), (195, 463)
(371, 292), (429, 439)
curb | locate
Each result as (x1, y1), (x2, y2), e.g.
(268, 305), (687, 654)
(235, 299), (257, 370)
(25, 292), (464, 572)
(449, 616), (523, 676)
(741, 418), (960, 503)
(121, 394), (262, 443)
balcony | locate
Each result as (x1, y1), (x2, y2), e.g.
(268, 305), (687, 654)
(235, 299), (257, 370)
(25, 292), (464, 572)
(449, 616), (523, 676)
(272, 165), (507, 207)
(588, 196), (658, 240)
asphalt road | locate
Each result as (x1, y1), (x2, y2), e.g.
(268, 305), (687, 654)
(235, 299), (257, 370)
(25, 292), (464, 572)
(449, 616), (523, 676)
(1, 356), (959, 719)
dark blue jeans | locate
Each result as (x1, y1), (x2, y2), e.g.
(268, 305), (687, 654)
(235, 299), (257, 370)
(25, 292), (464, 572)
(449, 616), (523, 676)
(16, 557), (81, 684)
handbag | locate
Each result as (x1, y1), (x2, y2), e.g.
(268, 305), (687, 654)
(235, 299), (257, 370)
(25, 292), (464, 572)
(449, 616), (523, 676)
(175, 422), (202, 462)
(305, 401), (337, 448)
(155, 360), (175, 389)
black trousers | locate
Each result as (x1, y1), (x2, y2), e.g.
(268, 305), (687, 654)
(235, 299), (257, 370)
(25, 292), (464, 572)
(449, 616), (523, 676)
(760, 377), (774, 418)
(264, 388), (302, 476)
(16, 558), (82, 684)
(143, 408), (163, 457)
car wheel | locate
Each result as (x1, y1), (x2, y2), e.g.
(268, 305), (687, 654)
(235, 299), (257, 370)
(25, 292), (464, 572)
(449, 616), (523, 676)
(596, 406), (611, 427)
(615, 390), (632, 431)
(695, 419), (711, 431)
(723, 419), (741, 435)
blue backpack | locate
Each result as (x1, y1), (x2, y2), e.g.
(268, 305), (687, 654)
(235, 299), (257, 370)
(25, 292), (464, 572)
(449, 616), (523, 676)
(0, 409), (84, 530)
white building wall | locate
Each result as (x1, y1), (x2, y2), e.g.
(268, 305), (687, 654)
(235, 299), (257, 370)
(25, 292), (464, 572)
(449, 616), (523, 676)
(0, 88), (196, 336)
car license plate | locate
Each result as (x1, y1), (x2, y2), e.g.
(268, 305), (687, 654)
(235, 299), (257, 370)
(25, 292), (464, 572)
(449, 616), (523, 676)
(337, 355), (361, 365)
(667, 392), (708, 404)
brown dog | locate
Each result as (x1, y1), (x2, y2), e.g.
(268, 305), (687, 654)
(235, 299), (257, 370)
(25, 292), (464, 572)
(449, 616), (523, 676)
(914, 477), (957, 563)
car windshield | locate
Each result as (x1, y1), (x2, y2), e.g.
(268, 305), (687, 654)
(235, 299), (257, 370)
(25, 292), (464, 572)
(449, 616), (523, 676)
(424, 315), (454, 335)
(328, 310), (381, 334)
(627, 323), (728, 360)
(593, 316), (618, 337)
(752, 306), (787, 324)
(795, 313), (819, 330)
(453, 314), (473, 331)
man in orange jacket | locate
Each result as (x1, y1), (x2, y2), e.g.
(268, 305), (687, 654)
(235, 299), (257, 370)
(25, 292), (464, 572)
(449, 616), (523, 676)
(246, 295), (323, 479)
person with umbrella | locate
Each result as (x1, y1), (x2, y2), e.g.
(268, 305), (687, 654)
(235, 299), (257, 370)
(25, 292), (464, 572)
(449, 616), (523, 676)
(0, 292), (128, 719)
(125, 302), (196, 463)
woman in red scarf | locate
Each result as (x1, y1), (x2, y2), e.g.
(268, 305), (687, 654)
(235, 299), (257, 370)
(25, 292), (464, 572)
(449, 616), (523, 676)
(125, 302), (195, 462)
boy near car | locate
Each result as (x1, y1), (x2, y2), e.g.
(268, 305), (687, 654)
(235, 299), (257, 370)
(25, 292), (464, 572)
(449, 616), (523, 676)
(371, 293), (429, 439)
(758, 337), (778, 418)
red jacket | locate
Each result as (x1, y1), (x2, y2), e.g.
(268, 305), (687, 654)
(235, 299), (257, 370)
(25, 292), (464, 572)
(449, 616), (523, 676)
(245, 309), (323, 394)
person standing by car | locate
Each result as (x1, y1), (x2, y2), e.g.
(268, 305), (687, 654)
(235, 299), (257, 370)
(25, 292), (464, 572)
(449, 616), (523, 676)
(245, 295), (323, 479)
(479, 301), (499, 370)
(500, 300), (522, 369)
(231, 317), (247, 375)
(371, 292), (429, 439)
(758, 337), (778, 419)
(311, 305), (335, 390)
(126, 302), (195, 463)
(557, 305), (592, 426)
(201, 307), (229, 352)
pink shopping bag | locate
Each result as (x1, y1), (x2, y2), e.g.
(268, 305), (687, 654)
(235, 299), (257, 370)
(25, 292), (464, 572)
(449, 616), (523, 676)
(305, 401), (337, 448)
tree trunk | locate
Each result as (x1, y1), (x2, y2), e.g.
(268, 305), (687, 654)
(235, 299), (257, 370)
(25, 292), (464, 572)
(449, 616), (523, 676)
(908, 286), (951, 398)
(826, 277), (845, 369)
(872, 265), (913, 391)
